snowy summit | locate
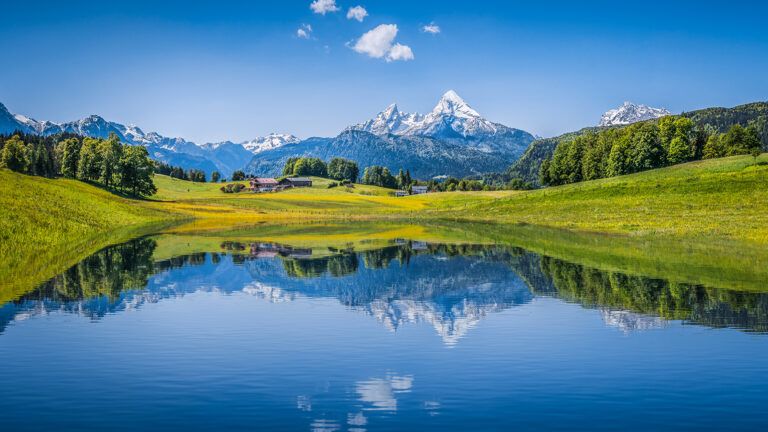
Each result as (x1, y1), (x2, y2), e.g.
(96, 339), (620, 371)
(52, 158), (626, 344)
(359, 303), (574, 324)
(599, 102), (671, 127)
(349, 90), (501, 138)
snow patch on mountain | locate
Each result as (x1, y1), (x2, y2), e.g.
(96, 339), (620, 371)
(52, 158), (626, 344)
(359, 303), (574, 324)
(242, 133), (301, 153)
(349, 90), (507, 139)
(0, 101), (300, 176)
(599, 101), (671, 127)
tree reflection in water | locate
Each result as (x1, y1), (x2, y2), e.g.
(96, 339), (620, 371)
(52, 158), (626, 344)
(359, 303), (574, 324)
(2, 237), (767, 337)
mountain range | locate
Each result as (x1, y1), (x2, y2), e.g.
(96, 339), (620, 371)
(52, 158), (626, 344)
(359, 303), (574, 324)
(245, 91), (536, 178)
(1, 95), (684, 180)
(0, 101), (299, 177)
(0, 91), (535, 179)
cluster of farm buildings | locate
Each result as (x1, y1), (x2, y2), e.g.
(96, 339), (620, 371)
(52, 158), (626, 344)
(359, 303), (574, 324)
(248, 177), (312, 192)
(247, 176), (430, 196)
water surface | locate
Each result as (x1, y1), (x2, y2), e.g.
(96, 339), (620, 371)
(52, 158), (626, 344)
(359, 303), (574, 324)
(1, 231), (767, 431)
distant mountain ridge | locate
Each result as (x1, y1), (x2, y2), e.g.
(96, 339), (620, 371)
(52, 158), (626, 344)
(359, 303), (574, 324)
(246, 91), (536, 178)
(599, 101), (671, 126)
(0, 101), (297, 177)
(2, 92), (535, 179)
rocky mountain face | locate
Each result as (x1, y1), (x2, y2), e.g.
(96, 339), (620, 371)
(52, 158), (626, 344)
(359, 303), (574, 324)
(0, 101), (296, 177)
(599, 101), (671, 126)
(2, 91), (536, 180)
(246, 129), (522, 179)
(247, 91), (536, 178)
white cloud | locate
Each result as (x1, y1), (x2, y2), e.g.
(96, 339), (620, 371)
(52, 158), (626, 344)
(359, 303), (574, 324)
(346, 5), (368, 22)
(386, 43), (414, 62)
(296, 24), (312, 39)
(351, 24), (414, 62)
(422, 23), (441, 34)
(310, 0), (340, 15)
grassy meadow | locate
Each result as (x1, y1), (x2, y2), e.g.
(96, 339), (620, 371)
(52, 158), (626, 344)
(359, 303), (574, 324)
(2, 153), (768, 297)
(0, 170), (180, 299)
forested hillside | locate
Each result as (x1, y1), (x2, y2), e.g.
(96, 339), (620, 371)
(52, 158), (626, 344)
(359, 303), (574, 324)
(508, 102), (768, 186)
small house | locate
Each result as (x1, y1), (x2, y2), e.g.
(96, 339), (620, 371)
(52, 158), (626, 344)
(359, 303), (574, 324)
(411, 186), (429, 195)
(279, 177), (313, 188)
(394, 190), (408, 197)
(250, 177), (279, 192)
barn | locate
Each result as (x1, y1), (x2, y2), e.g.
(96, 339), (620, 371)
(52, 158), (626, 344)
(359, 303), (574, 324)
(279, 177), (313, 188)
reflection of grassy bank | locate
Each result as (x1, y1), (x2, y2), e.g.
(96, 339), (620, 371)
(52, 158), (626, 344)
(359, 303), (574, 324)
(0, 221), (177, 304)
(151, 220), (768, 293)
(3, 155), (768, 300)
(442, 222), (768, 292)
(0, 170), (181, 299)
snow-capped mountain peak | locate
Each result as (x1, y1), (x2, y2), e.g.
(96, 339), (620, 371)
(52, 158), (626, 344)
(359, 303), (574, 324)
(349, 102), (424, 136)
(599, 101), (671, 126)
(350, 90), (504, 138)
(0, 100), (300, 177)
(242, 133), (300, 154)
(431, 90), (480, 118)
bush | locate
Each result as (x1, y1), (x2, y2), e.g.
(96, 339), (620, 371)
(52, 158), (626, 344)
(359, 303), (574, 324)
(220, 183), (246, 193)
(327, 182), (338, 188)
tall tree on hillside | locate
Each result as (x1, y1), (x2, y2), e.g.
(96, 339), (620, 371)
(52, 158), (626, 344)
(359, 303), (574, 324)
(292, 157), (327, 177)
(328, 158), (359, 182)
(231, 170), (246, 181)
(0, 135), (30, 173)
(211, 171), (221, 182)
(538, 158), (551, 185)
(118, 145), (157, 197)
(629, 123), (665, 172)
(28, 141), (54, 177)
(607, 133), (633, 177)
(98, 133), (123, 188)
(282, 157), (300, 176)
(57, 138), (82, 178)
(361, 165), (397, 188)
(702, 134), (725, 159)
(582, 131), (613, 181)
(77, 138), (103, 182)
(666, 118), (695, 164)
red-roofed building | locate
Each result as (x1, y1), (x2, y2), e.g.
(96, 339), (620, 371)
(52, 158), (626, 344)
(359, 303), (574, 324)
(250, 177), (279, 192)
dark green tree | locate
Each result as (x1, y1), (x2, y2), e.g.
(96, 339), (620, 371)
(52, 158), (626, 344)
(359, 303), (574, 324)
(118, 145), (157, 197)
(282, 157), (300, 176)
(57, 138), (82, 178)
(98, 133), (123, 188)
(327, 158), (358, 182)
(77, 138), (103, 182)
(0, 135), (30, 172)
(361, 165), (397, 188)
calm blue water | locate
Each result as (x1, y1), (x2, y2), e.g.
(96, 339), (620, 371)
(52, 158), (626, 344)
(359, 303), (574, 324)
(1, 238), (767, 431)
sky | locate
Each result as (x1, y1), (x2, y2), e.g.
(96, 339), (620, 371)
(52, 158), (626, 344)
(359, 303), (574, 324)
(1, 0), (767, 143)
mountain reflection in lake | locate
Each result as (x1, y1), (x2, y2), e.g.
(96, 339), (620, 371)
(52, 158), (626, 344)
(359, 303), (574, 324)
(1, 235), (768, 431)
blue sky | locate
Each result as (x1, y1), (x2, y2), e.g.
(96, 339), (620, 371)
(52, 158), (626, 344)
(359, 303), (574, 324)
(1, 0), (767, 143)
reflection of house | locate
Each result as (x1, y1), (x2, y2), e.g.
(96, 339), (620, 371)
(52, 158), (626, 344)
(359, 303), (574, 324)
(248, 242), (313, 259)
(411, 241), (428, 250)
(250, 178), (278, 192)
(411, 186), (428, 194)
(288, 249), (313, 259)
(279, 177), (313, 188)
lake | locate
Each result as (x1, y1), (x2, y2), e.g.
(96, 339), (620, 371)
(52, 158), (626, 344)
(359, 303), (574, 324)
(1, 224), (767, 431)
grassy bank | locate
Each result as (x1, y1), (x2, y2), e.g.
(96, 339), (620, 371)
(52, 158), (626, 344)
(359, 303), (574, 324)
(0, 170), (179, 296)
(2, 154), (767, 296)
(148, 155), (768, 243)
(437, 154), (768, 242)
